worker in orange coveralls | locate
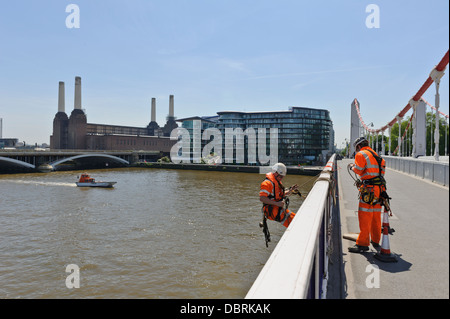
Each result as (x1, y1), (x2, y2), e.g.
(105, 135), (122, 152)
(259, 163), (299, 228)
(348, 137), (387, 253)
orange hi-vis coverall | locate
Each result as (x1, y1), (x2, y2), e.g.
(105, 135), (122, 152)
(352, 146), (387, 247)
(259, 172), (296, 228)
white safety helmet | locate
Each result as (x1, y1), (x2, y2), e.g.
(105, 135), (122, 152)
(353, 136), (368, 149)
(272, 163), (287, 176)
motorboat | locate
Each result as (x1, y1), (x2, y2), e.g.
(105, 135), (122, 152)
(76, 173), (116, 188)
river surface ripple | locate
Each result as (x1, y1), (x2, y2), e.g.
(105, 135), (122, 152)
(0, 168), (314, 298)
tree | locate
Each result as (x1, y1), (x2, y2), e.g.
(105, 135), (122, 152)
(426, 112), (449, 156)
(387, 112), (449, 156)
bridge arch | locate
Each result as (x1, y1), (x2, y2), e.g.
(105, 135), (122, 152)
(0, 156), (35, 169)
(49, 153), (129, 170)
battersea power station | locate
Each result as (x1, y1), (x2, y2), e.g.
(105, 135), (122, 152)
(50, 77), (177, 153)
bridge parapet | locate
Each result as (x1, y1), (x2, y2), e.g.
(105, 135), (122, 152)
(246, 154), (338, 299)
(383, 155), (449, 187)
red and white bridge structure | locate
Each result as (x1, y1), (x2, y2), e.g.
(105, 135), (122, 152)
(350, 50), (449, 161)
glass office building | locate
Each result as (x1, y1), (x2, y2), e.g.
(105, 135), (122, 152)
(175, 116), (219, 161)
(176, 107), (334, 165)
(216, 107), (334, 165)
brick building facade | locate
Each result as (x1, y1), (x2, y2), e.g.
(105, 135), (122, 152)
(50, 77), (176, 156)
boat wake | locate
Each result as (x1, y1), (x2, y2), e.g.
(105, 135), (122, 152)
(0, 180), (77, 187)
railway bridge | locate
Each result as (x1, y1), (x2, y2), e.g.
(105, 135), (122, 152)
(0, 150), (161, 173)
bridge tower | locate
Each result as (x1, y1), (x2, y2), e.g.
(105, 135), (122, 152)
(411, 100), (427, 158)
(350, 99), (362, 156)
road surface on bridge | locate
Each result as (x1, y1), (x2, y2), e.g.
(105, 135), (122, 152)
(337, 158), (449, 299)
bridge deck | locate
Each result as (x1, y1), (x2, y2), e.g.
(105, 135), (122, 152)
(337, 158), (449, 299)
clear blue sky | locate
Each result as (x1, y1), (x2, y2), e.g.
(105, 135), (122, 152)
(0, 0), (448, 147)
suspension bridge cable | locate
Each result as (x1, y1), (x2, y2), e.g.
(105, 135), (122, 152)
(354, 50), (449, 134)
(422, 97), (449, 119)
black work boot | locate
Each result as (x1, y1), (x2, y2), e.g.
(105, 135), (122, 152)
(371, 240), (380, 248)
(348, 244), (369, 253)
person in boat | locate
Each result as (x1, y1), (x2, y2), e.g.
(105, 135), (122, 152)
(79, 173), (94, 183)
(259, 163), (299, 227)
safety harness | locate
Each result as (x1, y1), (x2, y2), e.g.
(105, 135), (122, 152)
(262, 176), (286, 222)
(259, 176), (283, 247)
(259, 175), (302, 247)
(362, 149), (386, 187)
(353, 149), (392, 211)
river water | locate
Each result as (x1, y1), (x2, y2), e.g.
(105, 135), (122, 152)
(0, 168), (315, 298)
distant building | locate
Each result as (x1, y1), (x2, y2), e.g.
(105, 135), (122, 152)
(175, 116), (219, 161)
(50, 77), (177, 156)
(0, 118), (20, 148)
(176, 107), (334, 165)
(216, 107), (334, 165)
(0, 138), (19, 149)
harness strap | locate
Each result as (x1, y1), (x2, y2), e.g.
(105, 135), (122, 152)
(363, 149), (386, 187)
(365, 149), (383, 177)
(263, 204), (284, 222)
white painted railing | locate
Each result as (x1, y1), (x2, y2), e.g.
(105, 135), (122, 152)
(246, 154), (337, 299)
(383, 155), (449, 187)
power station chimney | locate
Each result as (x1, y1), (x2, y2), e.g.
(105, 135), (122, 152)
(0, 118), (2, 139)
(74, 76), (82, 110)
(147, 97), (160, 135)
(162, 94), (177, 137)
(58, 82), (65, 113)
(169, 95), (174, 117)
(151, 98), (156, 122)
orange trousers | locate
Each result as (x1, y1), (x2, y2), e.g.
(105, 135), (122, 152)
(263, 205), (296, 228)
(356, 201), (382, 247)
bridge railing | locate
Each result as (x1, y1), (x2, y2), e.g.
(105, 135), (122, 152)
(246, 154), (337, 299)
(383, 155), (449, 187)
